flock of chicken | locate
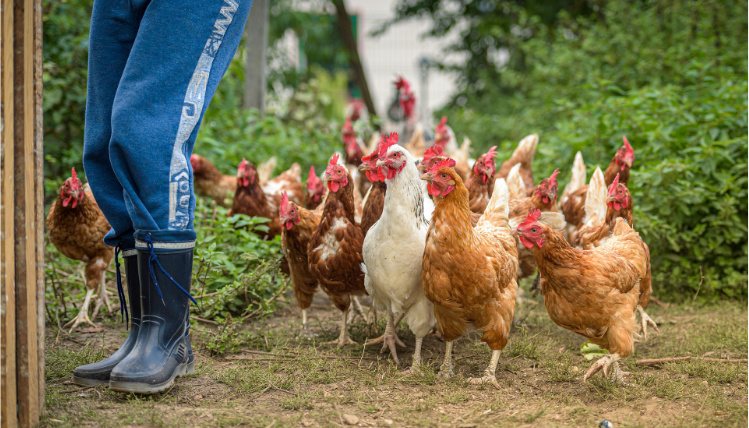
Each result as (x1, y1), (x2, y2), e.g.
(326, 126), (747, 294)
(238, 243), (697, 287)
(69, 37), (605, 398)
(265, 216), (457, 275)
(48, 76), (657, 387)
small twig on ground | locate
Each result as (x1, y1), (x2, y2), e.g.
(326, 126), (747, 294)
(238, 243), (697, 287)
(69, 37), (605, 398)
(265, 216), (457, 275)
(637, 356), (748, 366)
(692, 266), (704, 303)
(59, 385), (97, 394)
(192, 316), (218, 325)
(649, 295), (669, 308)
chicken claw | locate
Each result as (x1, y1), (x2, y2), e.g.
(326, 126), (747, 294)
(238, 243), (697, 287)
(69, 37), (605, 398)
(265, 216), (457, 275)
(300, 309), (318, 339)
(437, 341), (455, 379)
(584, 354), (625, 383)
(365, 311), (405, 364)
(637, 305), (659, 340)
(468, 375), (500, 389)
(64, 289), (97, 333)
(323, 308), (358, 347)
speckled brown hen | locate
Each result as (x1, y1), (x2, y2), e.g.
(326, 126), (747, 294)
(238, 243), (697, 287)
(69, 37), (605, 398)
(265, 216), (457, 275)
(307, 154), (367, 347)
(279, 192), (322, 337)
(421, 159), (518, 388)
(47, 168), (114, 332)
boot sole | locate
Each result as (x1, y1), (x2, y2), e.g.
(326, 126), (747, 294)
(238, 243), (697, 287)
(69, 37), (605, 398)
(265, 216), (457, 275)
(109, 361), (195, 394)
(72, 376), (110, 387)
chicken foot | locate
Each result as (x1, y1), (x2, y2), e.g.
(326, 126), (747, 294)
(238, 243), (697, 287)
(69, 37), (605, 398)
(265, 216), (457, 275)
(584, 354), (628, 383)
(468, 350), (501, 389)
(64, 288), (97, 333)
(347, 296), (368, 325)
(91, 272), (113, 321)
(365, 312), (405, 348)
(300, 309), (317, 338)
(323, 308), (357, 347)
(402, 336), (425, 375)
(437, 340), (455, 379)
(636, 305), (659, 340)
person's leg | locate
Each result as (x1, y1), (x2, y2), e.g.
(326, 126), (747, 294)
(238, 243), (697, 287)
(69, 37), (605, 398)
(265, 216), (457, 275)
(82, 0), (149, 250)
(108, 0), (252, 245)
(75, 0), (148, 386)
(107, 0), (252, 394)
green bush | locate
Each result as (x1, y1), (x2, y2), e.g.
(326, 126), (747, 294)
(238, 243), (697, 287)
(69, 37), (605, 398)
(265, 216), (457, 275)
(432, 1), (748, 300)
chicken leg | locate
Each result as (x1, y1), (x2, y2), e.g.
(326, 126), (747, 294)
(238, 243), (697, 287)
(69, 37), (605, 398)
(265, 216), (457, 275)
(324, 308), (357, 347)
(347, 296), (368, 324)
(468, 350), (501, 389)
(437, 340), (455, 379)
(91, 271), (113, 320)
(300, 308), (317, 338)
(636, 305), (659, 340)
(64, 288), (97, 333)
(584, 353), (627, 383)
(402, 336), (425, 374)
(365, 312), (405, 351)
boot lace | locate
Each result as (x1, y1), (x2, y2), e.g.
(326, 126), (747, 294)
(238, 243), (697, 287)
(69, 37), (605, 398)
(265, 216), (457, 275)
(145, 234), (200, 310)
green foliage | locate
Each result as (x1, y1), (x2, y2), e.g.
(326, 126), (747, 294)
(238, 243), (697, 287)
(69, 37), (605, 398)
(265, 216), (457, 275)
(192, 199), (287, 320)
(42, 0), (93, 200)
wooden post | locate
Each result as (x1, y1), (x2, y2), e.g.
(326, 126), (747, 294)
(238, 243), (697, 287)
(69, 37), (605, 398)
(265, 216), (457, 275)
(331, 0), (377, 117)
(1, 0), (45, 426)
(243, 0), (268, 112)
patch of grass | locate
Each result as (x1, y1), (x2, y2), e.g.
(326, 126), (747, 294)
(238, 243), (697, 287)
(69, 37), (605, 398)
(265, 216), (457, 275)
(544, 354), (578, 382)
(503, 329), (543, 360)
(280, 393), (315, 411)
(669, 359), (745, 384)
(45, 346), (109, 381)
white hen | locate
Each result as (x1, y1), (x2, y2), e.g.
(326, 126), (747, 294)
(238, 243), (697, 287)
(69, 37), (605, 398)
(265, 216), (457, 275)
(361, 134), (435, 372)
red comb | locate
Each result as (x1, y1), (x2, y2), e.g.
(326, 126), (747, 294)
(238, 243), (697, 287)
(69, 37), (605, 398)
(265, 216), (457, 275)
(378, 132), (399, 158)
(423, 144), (444, 161)
(548, 168), (560, 184)
(395, 76), (410, 90)
(308, 166), (318, 182)
(329, 153), (340, 166)
(279, 192), (290, 217)
(429, 157), (456, 175)
(622, 135), (634, 155)
(343, 118), (353, 132)
(526, 208), (542, 223)
(436, 116), (448, 131)
(72, 167), (78, 181)
(608, 173), (620, 195)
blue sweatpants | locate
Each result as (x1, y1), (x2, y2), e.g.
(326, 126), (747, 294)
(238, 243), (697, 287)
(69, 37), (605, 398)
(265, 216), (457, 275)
(82, 0), (252, 251)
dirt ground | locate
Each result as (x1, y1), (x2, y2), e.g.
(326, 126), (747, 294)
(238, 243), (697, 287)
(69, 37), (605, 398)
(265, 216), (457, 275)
(42, 290), (748, 427)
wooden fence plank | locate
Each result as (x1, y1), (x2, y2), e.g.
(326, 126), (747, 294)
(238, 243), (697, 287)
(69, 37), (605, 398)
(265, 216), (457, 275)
(1, 0), (19, 425)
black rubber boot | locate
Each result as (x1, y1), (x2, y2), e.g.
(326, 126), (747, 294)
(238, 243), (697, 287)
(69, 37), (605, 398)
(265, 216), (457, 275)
(73, 248), (141, 386)
(109, 241), (195, 394)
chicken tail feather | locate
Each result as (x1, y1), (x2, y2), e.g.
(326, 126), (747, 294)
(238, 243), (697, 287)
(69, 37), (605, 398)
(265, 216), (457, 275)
(563, 151), (586, 199)
(478, 178), (510, 227)
(506, 164), (526, 201)
(583, 167), (606, 225)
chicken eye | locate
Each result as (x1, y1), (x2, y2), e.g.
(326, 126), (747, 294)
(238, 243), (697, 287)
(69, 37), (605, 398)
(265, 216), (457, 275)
(531, 227), (538, 233)
(441, 173), (448, 179)
(619, 189), (623, 194)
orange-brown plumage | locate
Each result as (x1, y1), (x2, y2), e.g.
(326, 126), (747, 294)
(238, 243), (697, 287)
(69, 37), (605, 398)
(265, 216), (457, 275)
(562, 136), (635, 236)
(495, 134), (538, 195)
(466, 146), (498, 214)
(422, 166), (518, 352)
(47, 169), (114, 329)
(230, 159), (282, 240)
(280, 194), (323, 331)
(191, 154), (237, 206)
(263, 163), (305, 206)
(360, 180), (386, 236)
(520, 214), (647, 377)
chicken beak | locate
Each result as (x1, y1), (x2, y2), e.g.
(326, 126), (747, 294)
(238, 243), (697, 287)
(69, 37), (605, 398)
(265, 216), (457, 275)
(376, 160), (386, 168)
(358, 163), (371, 172)
(417, 163), (427, 172)
(606, 194), (616, 203)
(420, 173), (433, 182)
(322, 174), (330, 183)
